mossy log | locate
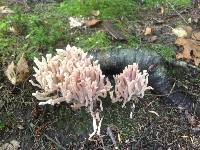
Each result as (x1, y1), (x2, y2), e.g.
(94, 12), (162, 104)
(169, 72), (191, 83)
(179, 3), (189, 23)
(89, 48), (200, 117)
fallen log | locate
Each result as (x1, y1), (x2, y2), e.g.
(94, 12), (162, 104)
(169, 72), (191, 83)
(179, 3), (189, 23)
(89, 48), (200, 117)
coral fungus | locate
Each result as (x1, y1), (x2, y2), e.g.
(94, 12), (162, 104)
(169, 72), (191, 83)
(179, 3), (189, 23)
(110, 63), (152, 107)
(29, 45), (112, 137)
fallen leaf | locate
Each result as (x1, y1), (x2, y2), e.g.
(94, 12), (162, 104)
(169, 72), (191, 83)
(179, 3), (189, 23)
(9, 26), (17, 34)
(84, 19), (102, 27)
(184, 26), (193, 37)
(158, 6), (164, 15)
(172, 26), (192, 38)
(193, 47), (200, 66)
(174, 27), (200, 65)
(5, 54), (29, 85)
(175, 38), (192, 60)
(5, 61), (16, 85)
(0, 140), (20, 150)
(16, 53), (29, 83)
(9, 22), (25, 35)
(144, 27), (152, 35)
(91, 10), (100, 16)
(0, 6), (14, 14)
(192, 32), (200, 41)
(188, 18), (192, 24)
(175, 37), (200, 66)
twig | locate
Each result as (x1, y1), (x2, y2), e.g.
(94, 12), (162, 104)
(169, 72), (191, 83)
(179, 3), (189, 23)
(166, 1), (188, 24)
(107, 127), (118, 149)
(167, 82), (176, 97)
(43, 133), (66, 150)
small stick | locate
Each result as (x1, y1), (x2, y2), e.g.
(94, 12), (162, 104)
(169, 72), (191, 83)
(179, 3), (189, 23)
(166, 1), (188, 24)
(43, 134), (66, 150)
(107, 127), (118, 149)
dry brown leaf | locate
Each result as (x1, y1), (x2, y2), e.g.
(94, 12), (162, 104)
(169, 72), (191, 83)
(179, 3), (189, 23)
(172, 27), (187, 38)
(183, 26), (193, 37)
(144, 27), (152, 35)
(158, 6), (164, 15)
(0, 6), (14, 14)
(175, 38), (192, 60)
(16, 54), (29, 83)
(172, 26), (192, 38)
(0, 140), (20, 150)
(91, 10), (100, 17)
(9, 24), (24, 35)
(84, 19), (102, 27)
(9, 26), (17, 34)
(193, 47), (200, 66)
(192, 32), (200, 41)
(5, 54), (29, 85)
(175, 37), (200, 66)
(5, 61), (16, 85)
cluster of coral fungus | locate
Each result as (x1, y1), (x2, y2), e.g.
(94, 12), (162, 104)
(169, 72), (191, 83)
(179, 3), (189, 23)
(29, 45), (152, 137)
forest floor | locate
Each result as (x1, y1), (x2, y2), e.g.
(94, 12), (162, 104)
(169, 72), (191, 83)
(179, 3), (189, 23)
(0, 0), (200, 149)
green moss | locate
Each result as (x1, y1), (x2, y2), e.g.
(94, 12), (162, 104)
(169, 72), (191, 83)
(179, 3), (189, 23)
(76, 31), (111, 50)
(0, 4), (71, 61)
(145, 44), (176, 60)
(144, 0), (191, 6)
(58, 0), (137, 19)
(190, 77), (200, 85)
(0, 21), (9, 36)
(127, 36), (140, 48)
(0, 121), (5, 130)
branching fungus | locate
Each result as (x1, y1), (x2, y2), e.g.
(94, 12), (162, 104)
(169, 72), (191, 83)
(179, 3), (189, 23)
(29, 45), (112, 137)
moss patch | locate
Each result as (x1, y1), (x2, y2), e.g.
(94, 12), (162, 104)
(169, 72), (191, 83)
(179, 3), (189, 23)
(58, 0), (137, 20)
(147, 44), (176, 61)
(144, 0), (191, 6)
(0, 4), (71, 62)
(0, 121), (5, 130)
(76, 31), (111, 50)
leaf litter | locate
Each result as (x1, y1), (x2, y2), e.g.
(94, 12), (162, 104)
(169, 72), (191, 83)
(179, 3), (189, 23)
(5, 53), (29, 85)
(175, 30), (200, 66)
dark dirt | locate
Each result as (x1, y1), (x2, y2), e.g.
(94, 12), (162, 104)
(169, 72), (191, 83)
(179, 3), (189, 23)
(0, 64), (200, 149)
(0, 3), (200, 150)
